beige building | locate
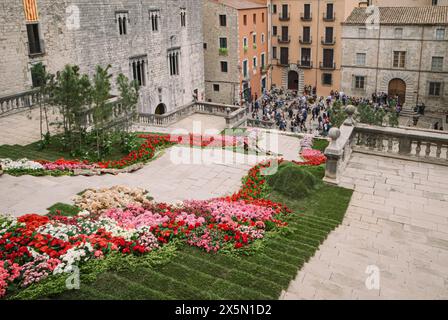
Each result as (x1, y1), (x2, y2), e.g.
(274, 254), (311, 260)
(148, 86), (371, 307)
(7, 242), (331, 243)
(341, 6), (448, 114)
(267, 0), (362, 96)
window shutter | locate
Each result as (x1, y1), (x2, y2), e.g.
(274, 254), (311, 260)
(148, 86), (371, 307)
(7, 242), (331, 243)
(352, 75), (356, 89)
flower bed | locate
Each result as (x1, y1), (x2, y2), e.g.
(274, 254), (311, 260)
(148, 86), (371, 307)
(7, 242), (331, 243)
(0, 134), (173, 177)
(0, 132), (260, 177)
(293, 135), (327, 166)
(0, 158), (291, 298)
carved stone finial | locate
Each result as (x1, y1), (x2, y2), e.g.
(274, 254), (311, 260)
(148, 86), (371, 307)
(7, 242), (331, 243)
(328, 127), (341, 148)
(344, 104), (357, 126)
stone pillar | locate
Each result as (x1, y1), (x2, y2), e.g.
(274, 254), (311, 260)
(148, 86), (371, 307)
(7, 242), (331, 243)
(398, 137), (412, 155)
(324, 127), (342, 184)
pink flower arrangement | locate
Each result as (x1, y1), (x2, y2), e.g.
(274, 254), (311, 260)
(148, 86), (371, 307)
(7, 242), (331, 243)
(102, 205), (170, 230)
(0, 260), (21, 298)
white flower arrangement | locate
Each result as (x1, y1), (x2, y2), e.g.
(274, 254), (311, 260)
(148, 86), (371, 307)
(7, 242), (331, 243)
(0, 158), (44, 171)
(53, 242), (94, 275)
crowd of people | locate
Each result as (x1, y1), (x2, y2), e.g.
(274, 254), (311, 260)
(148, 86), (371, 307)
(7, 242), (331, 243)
(247, 86), (404, 135)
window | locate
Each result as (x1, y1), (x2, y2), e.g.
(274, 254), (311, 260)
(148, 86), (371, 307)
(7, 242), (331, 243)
(261, 33), (265, 43)
(31, 63), (45, 87)
(26, 23), (42, 55)
(432, 0), (438, 5)
(272, 46), (277, 59)
(253, 33), (257, 45)
(168, 50), (180, 76)
(356, 53), (366, 66)
(395, 28), (403, 39)
(354, 76), (366, 89)
(262, 12), (265, 23)
(253, 14), (256, 24)
(261, 53), (266, 69)
(213, 84), (220, 92)
(429, 82), (442, 96)
(359, 28), (366, 38)
(322, 73), (332, 85)
(243, 37), (248, 48)
(243, 60), (248, 78)
(281, 4), (289, 19)
(323, 48), (334, 67)
(393, 51), (406, 68)
(281, 26), (289, 42)
(219, 37), (227, 49)
(203, 43), (207, 49)
(131, 56), (147, 86)
(432, 57), (443, 71)
(221, 61), (228, 73)
(272, 4), (277, 14)
(253, 56), (257, 69)
(435, 28), (445, 40)
(280, 47), (289, 65)
(116, 12), (129, 35)
(303, 26), (311, 42)
(180, 8), (186, 27)
(243, 15), (247, 25)
(272, 26), (277, 36)
(301, 48), (311, 66)
(150, 10), (160, 31)
(219, 14), (226, 26)
(325, 3), (334, 19)
(325, 27), (333, 43)
(304, 4), (311, 19)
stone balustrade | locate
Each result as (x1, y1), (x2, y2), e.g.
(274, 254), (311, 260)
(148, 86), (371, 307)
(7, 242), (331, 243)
(245, 118), (276, 129)
(324, 120), (448, 184)
(137, 101), (246, 128)
(0, 89), (41, 117)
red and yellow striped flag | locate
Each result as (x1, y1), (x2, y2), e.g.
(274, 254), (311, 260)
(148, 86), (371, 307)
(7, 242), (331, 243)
(23, 0), (39, 21)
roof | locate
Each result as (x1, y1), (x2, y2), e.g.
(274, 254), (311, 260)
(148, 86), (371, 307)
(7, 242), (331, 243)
(212, 0), (267, 10)
(344, 6), (448, 25)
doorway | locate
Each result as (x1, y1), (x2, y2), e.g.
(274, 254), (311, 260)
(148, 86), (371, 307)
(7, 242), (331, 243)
(288, 70), (298, 91)
(388, 78), (406, 104)
(155, 103), (166, 115)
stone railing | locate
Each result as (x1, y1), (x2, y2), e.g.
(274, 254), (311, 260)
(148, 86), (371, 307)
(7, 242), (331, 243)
(324, 119), (448, 184)
(80, 97), (135, 129)
(137, 101), (246, 129)
(245, 118), (276, 129)
(0, 89), (41, 117)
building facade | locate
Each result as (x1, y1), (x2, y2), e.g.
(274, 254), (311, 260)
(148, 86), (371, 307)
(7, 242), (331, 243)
(267, 0), (361, 96)
(203, 0), (269, 104)
(341, 6), (448, 114)
(0, 0), (205, 114)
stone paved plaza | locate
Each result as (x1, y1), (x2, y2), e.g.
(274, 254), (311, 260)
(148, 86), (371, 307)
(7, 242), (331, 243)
(283, 153), (448, 300)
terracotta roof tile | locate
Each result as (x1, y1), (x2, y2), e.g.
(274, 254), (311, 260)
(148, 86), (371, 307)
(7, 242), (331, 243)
(344, 6), (448, 25)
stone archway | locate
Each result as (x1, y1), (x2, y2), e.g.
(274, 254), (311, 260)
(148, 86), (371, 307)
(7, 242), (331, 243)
(282, 64), (304, 93)
(288, 70), (299, 91)
(388, 78), (406, 104)
(155, 103), (166, 115)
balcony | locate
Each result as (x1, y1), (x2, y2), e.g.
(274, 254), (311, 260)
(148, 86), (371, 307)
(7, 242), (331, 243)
(300, 13), (312, 21)
(279, 13), (290, 21)
(277, 60), (289, 67)
(260, 66), (268, 74)
(277, 35), (291, 44)
(219, 48), (228, 56)
(323, 12), (335, 22)
(321, 37), (336, 45)
(319, 62), (336, 70)
(298, 60), (313, 69)
(299, 36), (312, 44)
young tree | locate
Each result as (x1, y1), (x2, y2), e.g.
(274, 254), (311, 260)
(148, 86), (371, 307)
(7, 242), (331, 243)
(30, 63), (53, 145)
(116, 73), (140, 129)
(51, 65), (92, 152)
(91, 65), (113, 159)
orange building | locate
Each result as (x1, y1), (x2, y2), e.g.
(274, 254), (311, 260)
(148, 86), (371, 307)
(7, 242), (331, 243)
(203, 0), (269, 104)
(267, 0), (362, 96)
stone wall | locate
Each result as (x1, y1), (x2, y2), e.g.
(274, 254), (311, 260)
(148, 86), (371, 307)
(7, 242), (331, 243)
(0, 0), (205, 114)
(203, 0), (239, 105)
(341, 24), (448, 113)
